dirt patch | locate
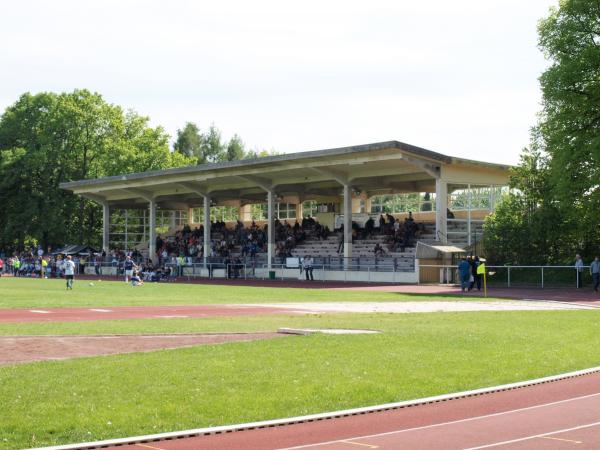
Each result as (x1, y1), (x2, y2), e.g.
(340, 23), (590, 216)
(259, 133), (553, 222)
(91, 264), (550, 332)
(0, 332), (283, 366)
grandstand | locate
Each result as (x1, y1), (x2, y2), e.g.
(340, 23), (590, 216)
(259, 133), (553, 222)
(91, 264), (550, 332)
(60, 141), (510, 282)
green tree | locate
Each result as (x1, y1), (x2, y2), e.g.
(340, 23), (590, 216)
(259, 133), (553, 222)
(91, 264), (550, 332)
(0, 90), (193, 251)
(484, 0), (600, 264)
(173, 122), (202, 161)
(538, 0), (600, 256)
(226, 134), (245, 161)
(244, 148), (281, 159)
(198, 124), (226, 164)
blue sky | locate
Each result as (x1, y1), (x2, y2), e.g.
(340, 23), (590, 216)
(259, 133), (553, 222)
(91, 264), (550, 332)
(1, 0), (558, 165)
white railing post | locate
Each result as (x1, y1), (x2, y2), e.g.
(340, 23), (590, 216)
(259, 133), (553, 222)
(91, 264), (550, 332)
(507, 266), (511, 288)
(541, 267), (544, 289)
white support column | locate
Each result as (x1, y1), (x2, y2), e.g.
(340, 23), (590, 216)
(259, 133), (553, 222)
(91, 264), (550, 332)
(102, 202), (110, 254)
(435, 179), (448, 244)
(148, 200), (156, 264)
(203, 196), (211, 266)
(467, 184), (472, 246)
(188, 207), (194, 226)
(124, 209), (129, 251)
(343, 184), (353, 260)
(267, 190), (275, 269)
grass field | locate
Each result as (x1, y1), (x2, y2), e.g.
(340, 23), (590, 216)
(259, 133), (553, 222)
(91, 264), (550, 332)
(0, 277), (503, 309)
(1, 278), (600, 449)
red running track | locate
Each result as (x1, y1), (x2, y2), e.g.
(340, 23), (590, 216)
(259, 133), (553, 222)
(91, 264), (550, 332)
(106, 371), (600, 450)
(0, 305), (293, 323)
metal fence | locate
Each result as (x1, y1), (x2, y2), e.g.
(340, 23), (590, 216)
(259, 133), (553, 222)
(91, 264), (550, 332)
(419, 265), (593, 289)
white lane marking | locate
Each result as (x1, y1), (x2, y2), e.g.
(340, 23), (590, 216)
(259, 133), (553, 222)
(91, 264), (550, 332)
(539, 436), (583, 444)
(278, 393), (600, 450)
(340, 440), (379, 448)
(89, 309), (112, 312)
(464, 421), (600, 449)
(29, 310), (51, 314)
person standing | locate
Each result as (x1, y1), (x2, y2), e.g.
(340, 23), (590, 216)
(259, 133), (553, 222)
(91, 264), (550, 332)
(64, 255), (76, 290)
(591, 256), (600, 292)
(13, 255), (20, 277)
(124, 256), (136, 283)
(303, 254), (314, 281)
(458, 257), (471, 293)
(575, 254), (584, 288)
(470, 256), (482, 291)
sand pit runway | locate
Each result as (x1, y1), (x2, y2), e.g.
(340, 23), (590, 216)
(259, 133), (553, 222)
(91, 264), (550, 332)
(0, 332), (283, 365)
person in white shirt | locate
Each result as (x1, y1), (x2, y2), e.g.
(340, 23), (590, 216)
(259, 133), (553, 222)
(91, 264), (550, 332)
(64, 255), (76, 290)
(303, 255), (314, 281)
(575, 254), (585, 288)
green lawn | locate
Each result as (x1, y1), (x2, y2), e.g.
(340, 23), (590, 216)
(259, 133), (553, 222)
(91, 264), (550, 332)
(1, 279), (599, 449)
(2, 311), (600, 448)
(0, 277), (501, 309)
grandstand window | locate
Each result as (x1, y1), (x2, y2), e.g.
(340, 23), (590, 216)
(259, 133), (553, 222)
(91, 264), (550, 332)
(277, 203), (296, 219)
(302, 201), (318, 217)
(191, 207), (238, 222)
(109, 209), (148, 250)
(251, 204), (268, 220)
(192, 208), (202, 224)
(448, 186), (507, 211)
(370, 193), (435, 214)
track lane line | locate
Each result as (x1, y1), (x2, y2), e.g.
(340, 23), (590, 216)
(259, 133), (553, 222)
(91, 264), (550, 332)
(340, 441), (379, 448)
(463, 421), (600, 449)
(539, 436), (583, 444)
(277, 393), (600, 450)
(135, 444), (166, 450)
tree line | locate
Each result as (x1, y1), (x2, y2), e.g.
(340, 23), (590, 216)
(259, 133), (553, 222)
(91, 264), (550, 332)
(172, 122), (276, 164)
(484, 0), (600, 264)
(0, 90), (274, 252)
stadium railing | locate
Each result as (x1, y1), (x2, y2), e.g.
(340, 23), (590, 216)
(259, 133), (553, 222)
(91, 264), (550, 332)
(419, 264), (592, 288)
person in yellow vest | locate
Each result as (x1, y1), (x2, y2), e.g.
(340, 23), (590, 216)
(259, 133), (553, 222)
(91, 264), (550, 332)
(41, 257), (48, 279)
(177, 255), (185, 276)
(470, 256), (482, 291)
(13, 256), (21, 277)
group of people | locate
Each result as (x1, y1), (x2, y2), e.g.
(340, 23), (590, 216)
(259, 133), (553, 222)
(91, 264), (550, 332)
(339, 212), (425, 256)
(576, 254), (600, 291)
(457, 255), (483, 292)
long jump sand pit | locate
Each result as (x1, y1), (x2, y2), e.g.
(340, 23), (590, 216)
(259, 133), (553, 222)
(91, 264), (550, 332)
(0, 332), (283, 366)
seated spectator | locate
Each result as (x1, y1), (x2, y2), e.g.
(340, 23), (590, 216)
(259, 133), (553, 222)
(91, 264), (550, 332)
(131, 271), (144, 286)
(374, 243), (385, 257)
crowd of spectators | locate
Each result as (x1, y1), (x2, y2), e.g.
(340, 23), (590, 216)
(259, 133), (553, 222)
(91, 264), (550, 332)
(153, 217), (330, 263)
(0, 213), (426, 279)
(0, 246), (157, 279)
(334, 212), (426, 256)
(380, 212), (425, 254)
